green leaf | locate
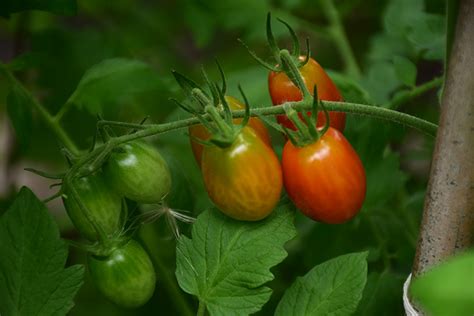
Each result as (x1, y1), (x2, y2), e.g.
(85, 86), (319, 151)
(67, 58), (163, 115)
(326, 70), (372, 104)
(6, 52), (46, 71)
(355, 271), (405, 315)
(411, 251), (474, 316)
(176, 205), (297, 316)
(0, 187), (84, 316)
(364, 152), (407, 210)
(0, 0), (76, 18)
(383, 0), (423, 37)
(275, 252), (368, 316)
(393, 56), (417, 87)
(7, 86), (33, 150)
(362, 61), (400, 104)
(407, 13), (445, 61)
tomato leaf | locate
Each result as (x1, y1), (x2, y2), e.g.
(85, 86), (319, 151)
(275, 252), (368, 316)
(410, 251), (474, 316)
(66, 58), (163, 115)
(393, 56), (417, 87)
(0, 187), (84, 316)
(355, 271), (405, 315)
(175, 205), (297, 316)
(326, 70), (373, 104)
(6, 86), (33, 151)
(0, 0), (76, 18)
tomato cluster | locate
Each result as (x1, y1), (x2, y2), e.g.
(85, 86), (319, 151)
(62, 52), (365, 309)
(62, 141), (171, 307)
(188, 56), (365, 224)
(268, 57), (366, 224)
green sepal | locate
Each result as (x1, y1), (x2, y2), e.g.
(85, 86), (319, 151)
(216, 83), (233, 124)
(280, 49), (311, 100)
(237, 39), (279, 72)
(172, 70), (204, 99)
(209, 133), (239, 149)
(128, 116), (149, 134)
(201, 66), (220, 107)
(319, 100), (331, 136)
(256, 113), (285, 133)
(215, 59), (227, 95)
(237, 84), (251, 129)
(170, 98), (196, 114)
(277, 17), (300, 57)
(298, 38), (311, 67)
(24, 167), (65, 179)
(266, 12), (281, 63)
(42, 190), (63, 203)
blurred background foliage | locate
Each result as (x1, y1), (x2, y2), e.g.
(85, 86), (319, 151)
(0, 0), (445, 315)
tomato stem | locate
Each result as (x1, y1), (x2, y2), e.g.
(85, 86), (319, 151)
(279, 50), (312, 100)
(319, 0), (361, 79)
(0, 63), (81, 156)
(197, 301), (206, 316)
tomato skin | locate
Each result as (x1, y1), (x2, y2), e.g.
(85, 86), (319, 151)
(63, 174), (124, 241)
(282, 127), (366, 224)
(104, 141), (172, 204)
(189, 95), (271, 166)
(88, 240), (156, 308)
(201, 127), (282, 221)
(268, 57), (346, 132)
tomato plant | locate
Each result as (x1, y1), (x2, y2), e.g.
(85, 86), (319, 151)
(87, 240), (156, 308)
(0, 1), (455, 316)
(268, 57), (346, 132)
(201, 126), (282, 221)
(104, 141), (172, 204)
(282, 127), (366, 224)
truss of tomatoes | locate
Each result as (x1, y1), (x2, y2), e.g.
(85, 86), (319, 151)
(60, 55), (366, 310)
(62, 140), (171, 308)
(189, 56), (366, 224)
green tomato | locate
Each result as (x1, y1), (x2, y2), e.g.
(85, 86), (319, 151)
(104, 141), (172, 204)
(62, 173), (124, 241)
(88, 240), (156, 308)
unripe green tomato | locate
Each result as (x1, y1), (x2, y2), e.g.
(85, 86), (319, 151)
(104, 141), (172, 204)
(87, 240), (156, 308)
(62, 173), (124, 241)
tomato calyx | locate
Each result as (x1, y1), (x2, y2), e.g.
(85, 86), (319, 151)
(239, 13), (310, 73)
(283, 86), (331, 147)
(172, 64), (253, 149)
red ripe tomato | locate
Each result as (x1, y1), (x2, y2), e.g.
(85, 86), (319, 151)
(201, 127), (282, 221)
(282, 127), (366, 224)
(268, 57), (346, 132)
(189, 95), (271, 166)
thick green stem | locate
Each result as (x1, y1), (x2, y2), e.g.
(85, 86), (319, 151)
(54, 100), (74, 122)
(388, 77), (444, 109)
(197, 301), (206, 316)
(0, 64), (81, 156)
(280, 50), (312, 100)
(319, 0), (361, 79)
(99, 100), (437, 143)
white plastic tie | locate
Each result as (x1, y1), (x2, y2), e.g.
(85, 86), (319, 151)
(403, 273), (419, 316)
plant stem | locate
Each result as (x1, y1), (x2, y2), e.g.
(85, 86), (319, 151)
(197, 301), (206, 316)
(54, 100), (74, 122)
(319, 0), (361, 79)
(99, 100), (438, 143)
(388, 77), (444, 109)
(0, 64), (81, 156)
